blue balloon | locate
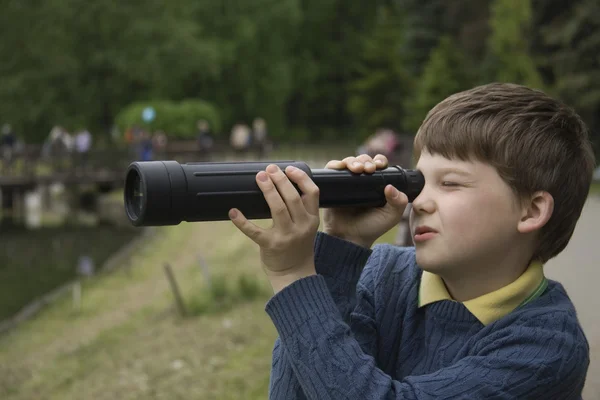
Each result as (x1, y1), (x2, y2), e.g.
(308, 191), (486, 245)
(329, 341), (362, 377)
(142, 107), (156, 122)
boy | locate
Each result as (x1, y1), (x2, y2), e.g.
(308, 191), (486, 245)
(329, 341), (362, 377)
(229, 83), (594, 399)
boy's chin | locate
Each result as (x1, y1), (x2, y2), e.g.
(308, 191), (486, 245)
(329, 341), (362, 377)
(415, 251), (450, 274)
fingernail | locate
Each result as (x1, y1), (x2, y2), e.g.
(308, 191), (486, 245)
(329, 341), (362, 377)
(375, 159), (383, 165)
(287, 165), (298, 173)
(392, 187), (399, 198)
(267, 164), (279, 173)
(365, 162), (374, 169)
(229, 209), (238, 219)
(257, 171), (269, 182)
(352, 162), (361, 168)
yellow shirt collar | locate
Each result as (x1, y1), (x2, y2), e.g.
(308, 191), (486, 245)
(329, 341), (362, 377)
(418, 262), (547, 326)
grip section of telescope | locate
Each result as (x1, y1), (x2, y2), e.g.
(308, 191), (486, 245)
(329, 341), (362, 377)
(314, 167), (422, 208)
(188, 160), (311, 224)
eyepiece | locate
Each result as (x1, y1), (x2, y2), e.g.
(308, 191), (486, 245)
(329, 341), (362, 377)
(124, 160), (424, 226)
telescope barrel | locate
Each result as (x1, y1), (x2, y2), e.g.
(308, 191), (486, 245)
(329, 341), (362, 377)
(124, 160), (424, 227)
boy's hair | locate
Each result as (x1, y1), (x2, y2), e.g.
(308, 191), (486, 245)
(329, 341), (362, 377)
(413, 82), (596, 263)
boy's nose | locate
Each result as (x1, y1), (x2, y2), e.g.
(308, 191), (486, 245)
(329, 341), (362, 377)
(412, 187), (435, 214)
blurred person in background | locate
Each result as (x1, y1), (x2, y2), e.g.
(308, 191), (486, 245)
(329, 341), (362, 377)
(357, 128), (414, 246)
(197, 119), (214, 157)
(230, 122), (252, 154)
(74, 128), (92, 173)
(252, 117), (271, 159)
(1, 124), (16, 173)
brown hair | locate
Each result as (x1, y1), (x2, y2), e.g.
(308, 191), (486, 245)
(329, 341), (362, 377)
(413, 82), (596, 263)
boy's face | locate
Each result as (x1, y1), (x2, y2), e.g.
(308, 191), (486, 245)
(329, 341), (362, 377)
(409, 150), (524, 275)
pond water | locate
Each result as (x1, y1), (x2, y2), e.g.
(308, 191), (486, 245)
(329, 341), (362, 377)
(0, 225), (139, 321)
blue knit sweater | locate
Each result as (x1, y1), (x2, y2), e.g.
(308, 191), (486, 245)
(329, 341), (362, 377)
(264, 232), (590, 399)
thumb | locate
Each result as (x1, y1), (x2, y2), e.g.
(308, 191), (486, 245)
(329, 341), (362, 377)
(229, 208), (266, 246)
(382, 185), (409, 219)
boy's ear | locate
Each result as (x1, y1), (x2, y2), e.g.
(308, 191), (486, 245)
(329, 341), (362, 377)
(517, 191), (554, 234)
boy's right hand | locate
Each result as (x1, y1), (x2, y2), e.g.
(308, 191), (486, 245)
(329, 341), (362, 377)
(322, 154), (409, 248)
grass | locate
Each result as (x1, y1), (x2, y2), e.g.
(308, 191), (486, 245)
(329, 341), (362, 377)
(0, 219), (278, 400)
(590, 182), (600, 196)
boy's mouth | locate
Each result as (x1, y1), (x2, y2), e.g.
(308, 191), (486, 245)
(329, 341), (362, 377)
(414, 226), (438, 242)
(414, 226), (437, 235)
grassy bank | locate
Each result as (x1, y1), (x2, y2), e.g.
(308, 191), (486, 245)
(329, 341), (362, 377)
(0, 216), (273, 399)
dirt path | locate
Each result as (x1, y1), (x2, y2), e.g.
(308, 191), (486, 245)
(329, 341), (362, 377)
(545, 196), (600, 399)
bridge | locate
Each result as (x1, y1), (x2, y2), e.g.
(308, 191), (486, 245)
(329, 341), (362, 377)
(0, 140), (269, 228)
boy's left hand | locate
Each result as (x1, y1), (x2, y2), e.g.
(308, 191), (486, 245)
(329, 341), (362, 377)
(229, 164), (320, 293)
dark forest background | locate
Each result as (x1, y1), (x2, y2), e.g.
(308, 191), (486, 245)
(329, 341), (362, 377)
(1, 0), (598, 155)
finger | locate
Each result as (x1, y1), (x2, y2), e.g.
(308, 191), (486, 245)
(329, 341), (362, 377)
(285, 165), (320, 216)
(325, 159), (345, 169)
(341, 156), (363, 173)
(266, 164), (306, 223)
(373, 154), (389, 169)
(355, 154), (377, 173)
(383, 185), (409, 218)
(257, 169), (293, 227)
(229, 208), (267, 246)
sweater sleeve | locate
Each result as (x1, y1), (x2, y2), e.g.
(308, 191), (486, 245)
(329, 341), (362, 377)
(268, 232), (373, 400)
(265, 272), (589, 400)
(312, 231), (373, 322)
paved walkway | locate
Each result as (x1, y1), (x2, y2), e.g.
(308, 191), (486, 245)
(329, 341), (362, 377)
(545, 196), (600, 399)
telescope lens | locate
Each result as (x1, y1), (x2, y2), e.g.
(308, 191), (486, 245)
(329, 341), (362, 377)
(125, 169), (145, 221)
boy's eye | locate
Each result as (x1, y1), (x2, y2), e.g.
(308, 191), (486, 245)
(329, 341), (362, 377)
(441, 181), (459, 187)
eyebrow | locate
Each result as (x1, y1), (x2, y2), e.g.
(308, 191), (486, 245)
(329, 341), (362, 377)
(431, 167), (473, 177)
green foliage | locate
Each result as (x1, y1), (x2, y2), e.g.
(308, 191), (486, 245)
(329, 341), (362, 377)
(283, 0), (381, 139)
(114, 99), (222, 139)
(0, 0), (599, 148)
(441, 0), (492, 62)
(0, 0), (220, 141)
(237, 273), (264, 301)
(539, 0), (600, 122)
(347, 7), (413, 139)
(189, 0), (303, 138)
(187, 273), (268, 317)
(396, 0), (448, 77)
(404, 36), (470, 133)
(484, 0), (544, 89)
(210, 274), (229, 303)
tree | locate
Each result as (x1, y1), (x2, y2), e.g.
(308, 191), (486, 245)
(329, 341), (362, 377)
(443, 0), (492, 65)
(404, 36), (469, 133)
(190, 0), (302, 138)
(538, 0), (600, 152)
(394, 0), (447, 77)
(283, 0), (382, 140)
(484, 0), (544, 89)
(0, 0), (598, 148)
(346, 7), (413, 139)
(0, 0), (219, 141)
